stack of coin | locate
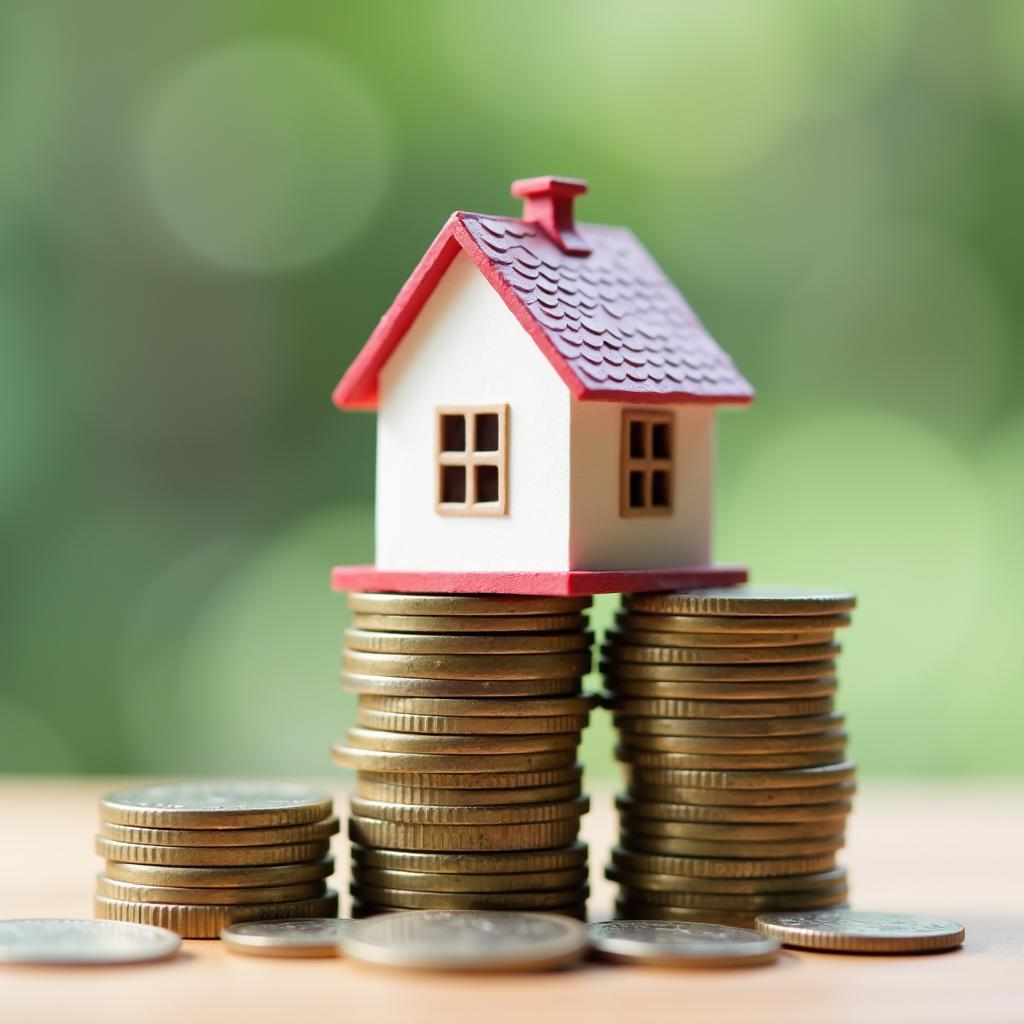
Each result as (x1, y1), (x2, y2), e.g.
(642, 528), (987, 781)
(332, 592), (595, 919)
(601, 586), (856, 927)
(94, 783), (339, 938)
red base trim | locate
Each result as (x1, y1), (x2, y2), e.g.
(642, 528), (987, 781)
(330, 565), (748, 598)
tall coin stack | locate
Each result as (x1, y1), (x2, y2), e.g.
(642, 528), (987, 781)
(332, 592), (595, 919)
(601, 586), (856, 927)
(94, 783), (340, 938)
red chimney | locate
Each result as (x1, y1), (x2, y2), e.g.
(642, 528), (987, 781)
(511, 176), (591, 256)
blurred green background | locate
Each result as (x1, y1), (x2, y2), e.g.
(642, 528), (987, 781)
(2, 0), (1022, 779)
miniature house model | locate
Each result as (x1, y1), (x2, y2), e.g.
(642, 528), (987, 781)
(332, 177), (754, 597)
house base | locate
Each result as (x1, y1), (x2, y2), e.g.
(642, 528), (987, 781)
(331, 564), (748, 598)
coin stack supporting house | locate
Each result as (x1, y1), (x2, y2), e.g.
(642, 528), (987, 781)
(94, 783), (340, 938)
(601, 586), (856, 927)
(332, 592), (595, 918)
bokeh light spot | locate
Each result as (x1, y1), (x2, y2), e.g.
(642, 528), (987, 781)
(142, 39), (392, 272)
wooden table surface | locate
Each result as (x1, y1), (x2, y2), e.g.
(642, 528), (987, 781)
(1, 778), (1022, 1024)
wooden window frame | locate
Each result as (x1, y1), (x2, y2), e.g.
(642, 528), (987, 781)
(435, 404), (509, 516)
(620, 408), (674, 518)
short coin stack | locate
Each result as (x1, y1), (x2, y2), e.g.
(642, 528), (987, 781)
(601, 586), (856, 927)
(94, 783), (339, 938)
(332, 592), (595, 919)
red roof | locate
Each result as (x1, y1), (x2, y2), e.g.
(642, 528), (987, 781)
(333, 180), (754, 410)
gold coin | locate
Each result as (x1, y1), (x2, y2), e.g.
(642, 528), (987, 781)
(356, 708), (590, 736)
(615, 885), (848, 912)
(94, 891), (339, 940)
(332, 744), (576, 774)
(616, 795), (853, 823)
(614, 899), (758, 928)
(602, 660), (836, 682)
(349, 796), (589, 826)
(95, 876), (326, 905)
(615, 612), (852, 634)
(619, 815), (847, 841)
(348, 883), (590, 912)
(353, 612), (589, 634)
(604, 679), (838, 700)
(357, 693), (597, 718)
(625, 587), (856, 617)
(346, 629), (593, 656)
(614, 713), (844, 738)
(99, 783), (332, 830)
(355, 765), (583, 790)
(617, 729), (847, 754)
(753, 910), (965, 954)
(601, 693), (835, 719)
(349, 815), (581, 853)
(604, 638), (840, 665)
(347, 593), (591, 616)
(616, 747), (847, 770)
(605, 861), (848, 894)
(613, 618), (836, 646)
(625, 781), (856, 806)
(343, 726), (582, 755)
(350, 842), (588, 874)
(95, 837), (331, 867)
(624, 760), (857, 790)
(97, 816), (340, 848)
(101, 858), (335, 889)
(350, 866), (589, 894)
(620, 831), (845, 858)
(349, 901), (589, 924)
(342, 672), (583, 699)
(610, 845), (837, 878)
(344, 649), (592, 681)
(355, 780), (581, 807)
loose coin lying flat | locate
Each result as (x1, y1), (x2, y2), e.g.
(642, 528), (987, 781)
(587, 920), (780, 967)
(626, 587), (856, 617)
(350, 842), (588, 874)
(352, 612), (589, 634)
(221, 918), (354, 958)
(95, 836), (331, 867)
(347, 593), (591, 616)
(755, 910), (966, 954)
(99, 782), (333, 830)
(94, 891), (340, 940)
(102, 858), (335, 889)
(340, 909), (588, 971)
(0, 918), (181, 965)
(97, 816), (339, 848)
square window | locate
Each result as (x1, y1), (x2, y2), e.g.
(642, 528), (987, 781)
(651, 422), (670, 459)
(651, 470), (670, 507)
(474, 413), (500, 452)
(476, 464), (499, 503)
(441, 414), (466, 452)
(441, 465), (466, 504)
(629, 420), (646, 458)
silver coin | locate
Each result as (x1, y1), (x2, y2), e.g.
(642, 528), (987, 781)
(100, 782), (332, 828)
(0, 919), (181, 965)
(754, 910), (966, 953)
(221, 918), (354, 957)
(340, 910), (588, 971)
(587, 919), (780, 967)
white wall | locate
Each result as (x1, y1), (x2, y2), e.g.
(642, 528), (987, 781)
(568, 401), (715, 570)
(375, 250), (572, 572)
